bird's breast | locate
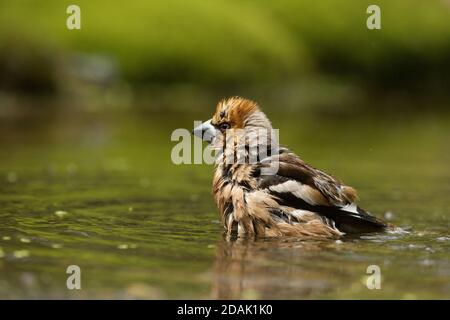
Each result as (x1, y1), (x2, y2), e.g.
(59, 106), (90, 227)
(212, 163), (256, 225)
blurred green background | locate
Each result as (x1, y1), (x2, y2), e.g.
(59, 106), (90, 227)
(1, 0), (449, 114)
(1, 1), (450, 299)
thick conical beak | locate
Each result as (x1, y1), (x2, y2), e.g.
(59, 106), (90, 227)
(192, 119), (217, 143)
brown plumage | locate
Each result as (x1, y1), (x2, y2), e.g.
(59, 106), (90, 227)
(193, 97), (388, 239)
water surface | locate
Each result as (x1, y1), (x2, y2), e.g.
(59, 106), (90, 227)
(0, 108), (449, 299)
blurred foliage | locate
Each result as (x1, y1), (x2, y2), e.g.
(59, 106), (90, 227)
(1, 0), (449, 89)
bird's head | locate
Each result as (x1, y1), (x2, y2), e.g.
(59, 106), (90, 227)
(193, 97), (273, 145)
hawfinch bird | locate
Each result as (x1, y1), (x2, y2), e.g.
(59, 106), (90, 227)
(193, 97), (388, 239)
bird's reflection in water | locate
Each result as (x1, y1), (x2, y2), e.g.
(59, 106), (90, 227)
(211, 235), (348, 299)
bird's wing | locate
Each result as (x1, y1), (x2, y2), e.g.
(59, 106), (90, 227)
(256, 149), (387, 233)
(258, 149), (356, 206)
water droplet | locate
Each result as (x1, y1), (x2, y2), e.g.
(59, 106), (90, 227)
(55, 210), (68, 218)
(20, 238), (31, 243)
(2, 236), (11, 241)
(117, 244), (129, 250)
(420, 259), (435, 266)
(6, 172), (17, 183)
(384, 211), (394, 220)
(13, 250), (30, 258)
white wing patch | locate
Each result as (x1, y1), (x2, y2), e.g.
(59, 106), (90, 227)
(341, 203), (359, 214)
(290, 209), (313, 219)
(269, 180), (320, 205)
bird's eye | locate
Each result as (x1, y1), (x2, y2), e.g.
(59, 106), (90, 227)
(220, 123), (230, 130)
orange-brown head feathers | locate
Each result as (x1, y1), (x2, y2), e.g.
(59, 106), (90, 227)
(211, 97), (272, 130)
(193, 97), (274, 145)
